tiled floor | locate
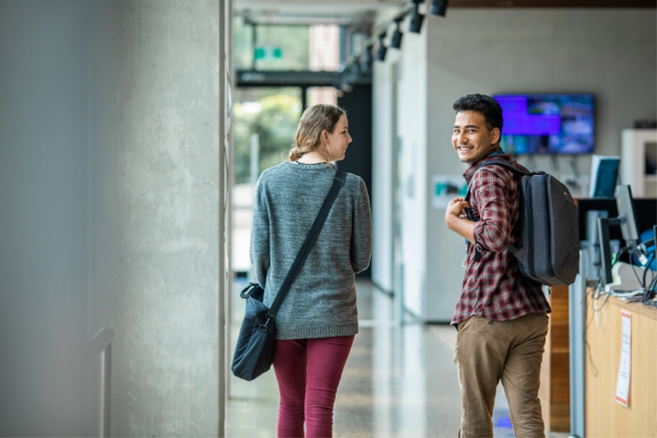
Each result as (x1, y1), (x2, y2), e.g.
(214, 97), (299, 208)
(226, 279), (570, 438)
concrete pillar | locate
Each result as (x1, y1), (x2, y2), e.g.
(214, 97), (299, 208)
(89, 1), (222, 436)
(0, 0), (225, 435)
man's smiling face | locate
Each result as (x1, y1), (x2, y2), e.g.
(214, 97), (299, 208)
(452, 110), (500, 165)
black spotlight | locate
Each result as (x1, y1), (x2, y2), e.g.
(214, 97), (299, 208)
(390, 18), (403, 49)
(376, 33), (387, 61)
(430, 0), (449, 17)
(360, 45), (373, 73)
(408, 0), (425, 34)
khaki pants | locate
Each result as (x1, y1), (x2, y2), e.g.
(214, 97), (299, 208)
(454, 313), (549, 438)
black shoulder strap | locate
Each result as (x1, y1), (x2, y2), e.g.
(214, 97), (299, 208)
(266, 169), (347, 319)
(479, 159), (532, 176)
(464, 159), (534, 203)
(463, 159), (534, 258)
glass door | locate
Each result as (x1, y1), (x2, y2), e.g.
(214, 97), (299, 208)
(231, 87), (302, 274)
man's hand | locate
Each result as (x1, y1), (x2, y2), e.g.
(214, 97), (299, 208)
(445, 197), (469, 221)
(445, 197), (475, 243)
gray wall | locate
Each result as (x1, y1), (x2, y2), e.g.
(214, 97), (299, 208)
(372, 8), (657, 322)
(0, 1), (91, 433)
(371, 61), (397, 294)
(372, 18), (430, 318)
(371, 8), (398, 295)
(0, 0), (225, 435)
(397, 28), (430, 319)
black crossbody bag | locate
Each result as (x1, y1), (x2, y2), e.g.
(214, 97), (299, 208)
(231, 170), (347, 381)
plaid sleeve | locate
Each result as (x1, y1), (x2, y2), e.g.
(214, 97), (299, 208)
(471, 168), (514, 253)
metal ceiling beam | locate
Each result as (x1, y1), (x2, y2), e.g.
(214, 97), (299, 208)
(449, 0), (655, 6)
(236, 69), (372, 87)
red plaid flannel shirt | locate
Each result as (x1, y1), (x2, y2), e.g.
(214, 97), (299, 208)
(451, 150), (551, 326)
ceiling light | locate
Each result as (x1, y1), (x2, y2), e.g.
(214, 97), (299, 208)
(376, 33), (387, 61)
(430, 0), (449, 17)
(408, 1), (424, 34)
(360, 45), (373, 73)
(390, 18), (403, 49)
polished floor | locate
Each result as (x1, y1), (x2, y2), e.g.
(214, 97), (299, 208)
(226, 279), (570, 438)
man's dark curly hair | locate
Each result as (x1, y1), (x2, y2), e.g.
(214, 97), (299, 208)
(452, 94), (503, 133)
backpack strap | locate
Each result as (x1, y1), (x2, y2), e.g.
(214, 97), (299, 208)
(463, 159), (534, 260)
(464, 159), (534, 204)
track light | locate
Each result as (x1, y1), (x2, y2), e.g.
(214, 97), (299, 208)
(338, 63), (359, 92)
(390, 18), (403, 49)
(360, 44), (373, 73)
(408, 0), (424, 34)
(376, 33), (387, 61)
(430, 0), (449, 17)
(346, 63), (359, 82)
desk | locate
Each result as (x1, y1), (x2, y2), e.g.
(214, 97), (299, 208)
(585, 290), (657, 437)
(540, 284), (570, 432)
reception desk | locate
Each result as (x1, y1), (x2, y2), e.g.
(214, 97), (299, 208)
(540, 284), (571, 432)
(585, 289), (657, 437)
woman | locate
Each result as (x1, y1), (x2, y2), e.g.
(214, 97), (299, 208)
(250, 104), (372, 438)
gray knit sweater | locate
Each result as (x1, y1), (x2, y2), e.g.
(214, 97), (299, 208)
(250, 161), (372, 340)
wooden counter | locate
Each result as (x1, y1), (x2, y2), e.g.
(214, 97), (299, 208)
(540, 284), (571, 432)
(585, 291), (657, 437)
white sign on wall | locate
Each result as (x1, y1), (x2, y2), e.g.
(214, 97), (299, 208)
(432, 174), (467, 210)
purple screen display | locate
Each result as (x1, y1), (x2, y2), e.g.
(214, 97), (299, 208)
(494, 94), (595, 154)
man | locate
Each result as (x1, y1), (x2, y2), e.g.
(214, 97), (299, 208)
(445, 94), (551, 438)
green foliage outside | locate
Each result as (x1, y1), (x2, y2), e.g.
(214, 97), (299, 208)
(233, 90), (302, 184)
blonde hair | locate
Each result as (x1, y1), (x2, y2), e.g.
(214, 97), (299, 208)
(289, 104), (346, 161)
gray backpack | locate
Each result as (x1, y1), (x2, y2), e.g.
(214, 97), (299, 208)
(465, 159), (580, 286)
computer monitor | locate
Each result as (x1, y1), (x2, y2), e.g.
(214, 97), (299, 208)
(597, 185), (644, 285)
(597, 217), (617, 285)
(589, 155), (620, 198)
(615, 185), (640, 250)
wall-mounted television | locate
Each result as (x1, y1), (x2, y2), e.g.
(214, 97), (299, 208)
(493, 93), (595, 155)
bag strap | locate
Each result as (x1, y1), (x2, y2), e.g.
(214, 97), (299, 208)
(464, 159), (534, 204)
(462, 159), (533, 260)
(266, 169), (347, 320)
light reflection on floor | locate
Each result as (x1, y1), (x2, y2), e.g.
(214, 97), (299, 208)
(226, 279), (570, 438)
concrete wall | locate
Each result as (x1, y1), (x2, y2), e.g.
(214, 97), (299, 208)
(373, 8), (657, 322)
(0, 1), (92, 434)
(371, 62), (395, 293)
(397, 27), (429, 318)
(0, 0), (225, 435)
(372, 10), (430, 318)
(89, 1), (222, 435)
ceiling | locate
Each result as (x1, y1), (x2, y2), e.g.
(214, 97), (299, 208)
(235, 0), (656, 25)
(234, 0), (398, 25)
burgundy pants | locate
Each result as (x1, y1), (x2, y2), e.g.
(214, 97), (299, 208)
(272, 335), (355, 438)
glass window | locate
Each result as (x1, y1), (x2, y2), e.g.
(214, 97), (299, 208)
(233, 87), (302, 184)
(232, 87), (302, 272)
(307, 87), (338, 107)
(233, 17), (254, 70)
(254, 25), (309, 71)
(233, 17), (340, 72)
(308, 25), (340, 71)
